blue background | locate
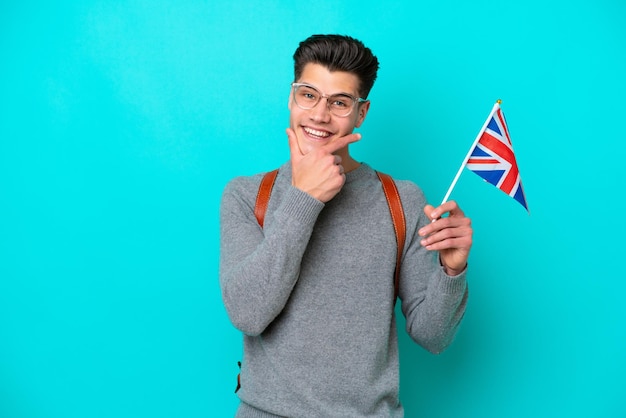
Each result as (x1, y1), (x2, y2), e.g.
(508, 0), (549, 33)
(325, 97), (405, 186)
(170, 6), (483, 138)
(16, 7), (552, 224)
(1, 1), (625, 417)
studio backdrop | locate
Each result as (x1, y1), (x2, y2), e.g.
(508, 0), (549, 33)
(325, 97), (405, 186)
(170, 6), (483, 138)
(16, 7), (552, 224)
(1, 1), (625, 417)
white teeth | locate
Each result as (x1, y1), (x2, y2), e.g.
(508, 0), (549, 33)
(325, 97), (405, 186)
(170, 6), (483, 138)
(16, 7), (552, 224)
(304, 127), (330, 138)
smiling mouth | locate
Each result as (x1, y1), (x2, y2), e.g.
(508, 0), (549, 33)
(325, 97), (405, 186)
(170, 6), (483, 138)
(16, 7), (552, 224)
(303, 127), (331, 139)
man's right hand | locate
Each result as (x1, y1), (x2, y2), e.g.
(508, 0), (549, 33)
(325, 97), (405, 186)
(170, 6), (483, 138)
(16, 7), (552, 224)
(287, 128), (361, 203)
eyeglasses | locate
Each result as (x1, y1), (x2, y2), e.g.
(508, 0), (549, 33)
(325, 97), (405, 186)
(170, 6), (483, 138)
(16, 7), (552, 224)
(291, 83), (367, 117)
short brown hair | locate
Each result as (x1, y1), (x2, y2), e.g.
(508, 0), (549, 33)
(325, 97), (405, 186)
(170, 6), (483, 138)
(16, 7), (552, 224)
(293, 34), (379, 98)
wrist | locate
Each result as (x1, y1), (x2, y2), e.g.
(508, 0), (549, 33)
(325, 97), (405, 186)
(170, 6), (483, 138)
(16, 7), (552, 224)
(439, 256), (466, 276)
(443, 264), (466, 276)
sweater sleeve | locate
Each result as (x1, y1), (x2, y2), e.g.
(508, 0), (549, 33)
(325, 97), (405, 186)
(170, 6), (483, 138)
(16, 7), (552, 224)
(397, 183), (469, 354)
(219, 175), (324, 336)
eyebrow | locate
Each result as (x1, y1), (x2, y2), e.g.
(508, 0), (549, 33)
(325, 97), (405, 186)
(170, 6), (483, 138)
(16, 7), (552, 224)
(299, 82), (357, 98)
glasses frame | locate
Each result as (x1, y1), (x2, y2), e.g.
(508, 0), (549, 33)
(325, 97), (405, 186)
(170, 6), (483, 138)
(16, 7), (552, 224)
(291, 82), (367, 118)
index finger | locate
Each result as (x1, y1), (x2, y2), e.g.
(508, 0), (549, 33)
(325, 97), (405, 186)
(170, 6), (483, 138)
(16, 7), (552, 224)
(429, 201), (464, 221)
(322, 132), (362, 154)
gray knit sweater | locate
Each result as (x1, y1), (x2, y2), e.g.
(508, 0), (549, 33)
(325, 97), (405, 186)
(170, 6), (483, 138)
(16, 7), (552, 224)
(220, 162), (468, 417)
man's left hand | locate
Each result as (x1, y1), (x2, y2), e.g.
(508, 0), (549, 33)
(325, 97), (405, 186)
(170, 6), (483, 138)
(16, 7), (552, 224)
(418, 201), (473, 276)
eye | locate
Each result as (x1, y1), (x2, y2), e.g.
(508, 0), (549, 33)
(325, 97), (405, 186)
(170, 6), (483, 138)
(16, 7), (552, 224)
(297, 86), (319, 102)
(330, 95), (353, 109)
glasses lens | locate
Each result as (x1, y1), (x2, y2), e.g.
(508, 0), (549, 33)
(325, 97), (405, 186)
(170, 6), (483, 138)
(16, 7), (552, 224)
(294, 85), (320, 109)
(328, 95), (355, 117)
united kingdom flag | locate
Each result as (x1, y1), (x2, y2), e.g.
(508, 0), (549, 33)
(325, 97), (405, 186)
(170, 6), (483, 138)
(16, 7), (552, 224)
(465, 103), (529, 211)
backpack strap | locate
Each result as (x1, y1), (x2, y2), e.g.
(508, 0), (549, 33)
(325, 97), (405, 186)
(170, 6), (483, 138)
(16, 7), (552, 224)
(254, 169), (405, 302)
(254, 169), (279, 228)
(376, 171), (406, 303)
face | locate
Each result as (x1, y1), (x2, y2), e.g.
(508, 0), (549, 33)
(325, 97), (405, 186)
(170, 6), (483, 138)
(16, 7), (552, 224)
(288, 63), (370, 158)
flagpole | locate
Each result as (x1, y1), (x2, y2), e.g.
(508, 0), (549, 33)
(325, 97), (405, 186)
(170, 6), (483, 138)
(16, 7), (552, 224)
(440, 100), (502, 205)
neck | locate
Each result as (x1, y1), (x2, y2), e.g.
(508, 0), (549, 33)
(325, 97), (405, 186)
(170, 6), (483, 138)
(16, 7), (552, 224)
(337, 148), (360, 172)
(344, 156), (361, 172)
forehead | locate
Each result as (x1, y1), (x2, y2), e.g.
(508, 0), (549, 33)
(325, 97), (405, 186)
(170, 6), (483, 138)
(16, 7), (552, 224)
(298, 63), (361, 96)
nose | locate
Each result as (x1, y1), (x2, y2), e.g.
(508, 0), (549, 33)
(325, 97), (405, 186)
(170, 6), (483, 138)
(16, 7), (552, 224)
(309, 96), (332, 123)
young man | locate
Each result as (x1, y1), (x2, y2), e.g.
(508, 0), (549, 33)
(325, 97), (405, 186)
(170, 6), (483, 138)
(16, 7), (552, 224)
(220, 34), (471, 417)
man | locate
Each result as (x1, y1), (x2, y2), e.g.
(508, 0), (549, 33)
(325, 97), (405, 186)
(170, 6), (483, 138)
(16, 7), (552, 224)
(220, 34), (471, 417)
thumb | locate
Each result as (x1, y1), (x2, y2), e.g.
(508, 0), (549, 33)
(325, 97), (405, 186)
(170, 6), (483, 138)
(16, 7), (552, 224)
(286, 128), (303, 161)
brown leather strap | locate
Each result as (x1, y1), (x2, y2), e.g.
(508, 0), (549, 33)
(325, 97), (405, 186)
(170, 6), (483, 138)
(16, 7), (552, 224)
(254, 168), (405, 303)
(376, 171), (406, 303)
(254, 169), (278, 228)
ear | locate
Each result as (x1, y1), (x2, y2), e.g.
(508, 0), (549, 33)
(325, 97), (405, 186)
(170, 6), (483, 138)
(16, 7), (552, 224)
(354, 100), (370, 128)
(288, 90), (293, 110)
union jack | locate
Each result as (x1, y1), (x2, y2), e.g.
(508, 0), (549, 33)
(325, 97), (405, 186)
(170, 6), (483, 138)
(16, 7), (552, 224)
(465, 102), (529, 211)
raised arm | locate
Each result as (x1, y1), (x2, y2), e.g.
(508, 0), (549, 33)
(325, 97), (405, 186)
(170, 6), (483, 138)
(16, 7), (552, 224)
(219, 178), (323, 336)
(398, 188), (470, 354)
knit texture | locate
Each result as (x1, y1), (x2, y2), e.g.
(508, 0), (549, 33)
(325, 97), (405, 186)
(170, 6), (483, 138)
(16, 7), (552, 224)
(220, 162), (468, 417)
